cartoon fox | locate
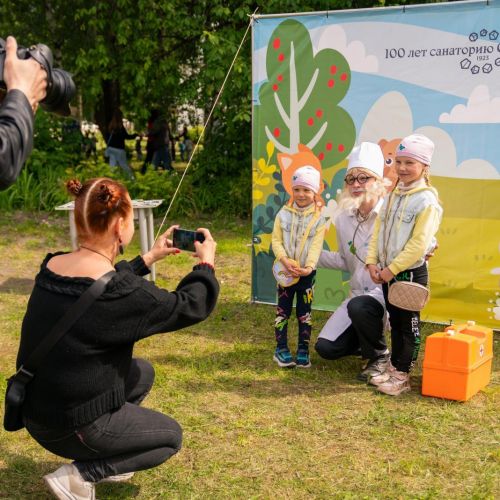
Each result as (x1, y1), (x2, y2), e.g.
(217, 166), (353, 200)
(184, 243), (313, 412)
(277, 144), (325, 207)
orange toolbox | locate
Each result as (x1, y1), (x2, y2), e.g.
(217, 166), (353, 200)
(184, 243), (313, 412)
(422, 321), (493, 401)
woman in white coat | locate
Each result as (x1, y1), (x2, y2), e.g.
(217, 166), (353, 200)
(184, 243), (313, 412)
(315, 142), (390, 382)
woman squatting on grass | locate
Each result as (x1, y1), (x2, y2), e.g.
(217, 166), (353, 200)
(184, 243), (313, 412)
(315, 142), (391, 382)
(15, 177), (219, 499)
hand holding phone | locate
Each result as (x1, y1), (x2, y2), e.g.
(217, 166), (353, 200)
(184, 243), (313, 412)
(172, 228), (206, 252)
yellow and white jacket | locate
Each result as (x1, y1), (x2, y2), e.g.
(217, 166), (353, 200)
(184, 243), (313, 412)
(272, 203), (326, 269)
(366, 180), (442, 275)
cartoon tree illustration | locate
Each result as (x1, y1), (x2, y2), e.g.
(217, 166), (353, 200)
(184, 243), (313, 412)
(254, 19), (355, 166)
(251, 19), (357, 305)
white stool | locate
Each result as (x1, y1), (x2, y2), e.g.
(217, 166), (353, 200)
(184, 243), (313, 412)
(55, 199), (164, 281)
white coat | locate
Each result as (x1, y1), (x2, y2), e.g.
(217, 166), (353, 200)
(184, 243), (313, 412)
(317, 199), (386, 342)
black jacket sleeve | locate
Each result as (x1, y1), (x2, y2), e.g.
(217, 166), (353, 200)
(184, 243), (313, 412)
(0, 90), (34, 191)
(136, 265), (220, 340)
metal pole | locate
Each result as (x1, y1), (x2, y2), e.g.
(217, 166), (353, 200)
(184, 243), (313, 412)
(137, 208), (151, 281)
(146, 208), (156, 282)
(69, 211), (78, 250)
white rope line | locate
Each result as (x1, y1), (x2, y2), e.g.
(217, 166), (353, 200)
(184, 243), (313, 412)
(154, 8), (258, 242)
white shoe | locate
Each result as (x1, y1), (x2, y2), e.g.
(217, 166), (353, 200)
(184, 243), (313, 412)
(368, 360), (396, 386)
(376, 370), (411, 396)
(44, 464), (95, 500)
(99, 471), (135, 483)
(357, 355), (389, 382)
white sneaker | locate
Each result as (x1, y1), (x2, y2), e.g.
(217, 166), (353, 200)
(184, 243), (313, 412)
(44, 464), (95, 500)
(376, 370), (411, 396)
(368, 360), (396, 386)
(357, 355), (389, 382)
(99, 471), (135, 483)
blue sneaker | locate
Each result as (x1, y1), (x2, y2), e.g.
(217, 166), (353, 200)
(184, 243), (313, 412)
(273, 347), (296, 368)
(296, 349), (311, 368)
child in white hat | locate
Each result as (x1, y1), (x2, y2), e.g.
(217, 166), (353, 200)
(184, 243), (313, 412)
(366, 133), (442, 396)
(316, 142), (391, 382)
(271, 166), (326, 368)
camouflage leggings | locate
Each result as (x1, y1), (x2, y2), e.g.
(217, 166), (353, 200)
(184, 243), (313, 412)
(274, 271), (316, 350)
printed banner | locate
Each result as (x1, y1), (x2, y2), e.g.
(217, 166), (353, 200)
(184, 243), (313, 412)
(251, 1), (500, 329)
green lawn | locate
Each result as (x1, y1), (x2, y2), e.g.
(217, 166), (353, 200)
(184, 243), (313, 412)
(0, 212), (498, 499)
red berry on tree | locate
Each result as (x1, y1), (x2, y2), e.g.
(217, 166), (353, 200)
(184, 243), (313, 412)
(328, 79), (335, 88)
(330, 65), (337, 74)
(338, 144), (345, 152)
(341, 73), (347, 81)
(307, 118), (314, 126)
(278, 53), (285, 62)
(273, 128), (280, 138)
(318, 152), (325, 161)
(273, 38), (281, 50)
(277, 74), (283, 82)
(326, 142), (332, 151)
(316, 109), (323, 118)
(272, 84), (279, 92)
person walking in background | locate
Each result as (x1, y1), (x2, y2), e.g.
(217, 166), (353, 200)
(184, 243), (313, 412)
(315, 143), (390, 382)
(135, 134), (143, 161)
(170, 121), (177, 162)
(179, 125), (192, 162)
(366, 134), (442, 396)
(105, 109), (137, 180)
(184, 129), (194, 162)
(16, 177), (219, 498)
(271, 166), (326, 369)
(141, 110), (156, 174)
(149, 110), (173, 172)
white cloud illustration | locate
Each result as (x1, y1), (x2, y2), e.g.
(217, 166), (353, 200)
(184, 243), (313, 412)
(313, 25), (379, 73)
(439, 85), (500, 124)
(416, 125), (500, 180)
(358, 91), (413, 142)
(355, 91), (500, 180)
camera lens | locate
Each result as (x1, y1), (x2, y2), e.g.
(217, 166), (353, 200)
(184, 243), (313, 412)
(41, 69), (76, 116)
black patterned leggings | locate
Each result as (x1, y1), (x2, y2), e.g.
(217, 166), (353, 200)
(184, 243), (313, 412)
(275, 271), (316, 351)
(382, 263), (428, 373)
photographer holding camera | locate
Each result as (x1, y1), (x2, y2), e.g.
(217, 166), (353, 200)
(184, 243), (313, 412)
(0, 36), (47, 190)
(0, 35), (75, 190)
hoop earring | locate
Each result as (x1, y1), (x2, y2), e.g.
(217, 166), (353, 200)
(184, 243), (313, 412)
(118, 238), (124, 255)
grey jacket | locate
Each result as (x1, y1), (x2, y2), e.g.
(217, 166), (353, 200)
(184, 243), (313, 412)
(0, 90), (34, 190)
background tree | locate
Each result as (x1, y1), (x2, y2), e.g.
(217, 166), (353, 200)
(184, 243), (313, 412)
(0, 0), (434, 215)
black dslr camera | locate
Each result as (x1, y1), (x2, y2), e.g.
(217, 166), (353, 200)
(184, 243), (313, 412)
(0, 38), (75, 116)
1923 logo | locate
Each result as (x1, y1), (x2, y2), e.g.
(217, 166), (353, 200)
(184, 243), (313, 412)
(461, 29), (500, 75)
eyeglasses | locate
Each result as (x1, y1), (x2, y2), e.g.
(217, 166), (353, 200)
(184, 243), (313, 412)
(344, 174), (375, 185)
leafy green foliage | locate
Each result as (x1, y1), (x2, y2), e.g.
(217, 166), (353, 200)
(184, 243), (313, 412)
(0, 0), (439, 217)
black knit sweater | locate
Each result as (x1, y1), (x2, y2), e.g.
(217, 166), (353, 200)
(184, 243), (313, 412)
(16, 253), (219, 429)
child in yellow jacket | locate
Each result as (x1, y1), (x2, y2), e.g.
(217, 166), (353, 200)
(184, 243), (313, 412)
(366, 134), (442, 395)
(271, 166), (326, 368)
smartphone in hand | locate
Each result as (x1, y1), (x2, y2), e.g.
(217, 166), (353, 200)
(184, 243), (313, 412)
(172, 228), (205, 252)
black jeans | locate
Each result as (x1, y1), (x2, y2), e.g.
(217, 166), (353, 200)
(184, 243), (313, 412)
(383, 263), (428, 373)
(315, 295), (386, 362)
(275, 271), (316, 351)
(26, 358), (182, 482)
